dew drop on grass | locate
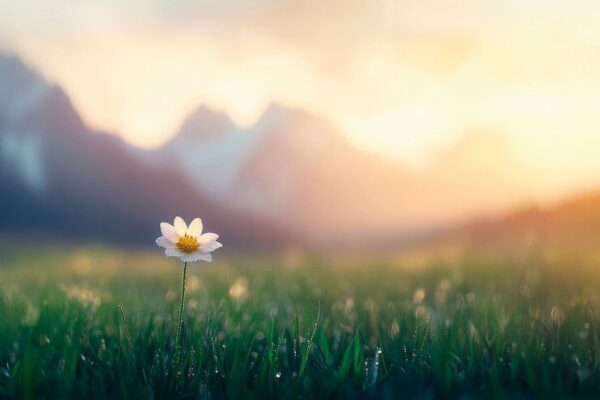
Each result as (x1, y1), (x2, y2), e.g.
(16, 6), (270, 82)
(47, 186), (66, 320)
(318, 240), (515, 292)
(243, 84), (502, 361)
(275, 372), (282, 378)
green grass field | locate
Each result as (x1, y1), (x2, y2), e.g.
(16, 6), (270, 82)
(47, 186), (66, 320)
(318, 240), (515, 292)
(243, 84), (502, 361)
(2, 244), (600, 398)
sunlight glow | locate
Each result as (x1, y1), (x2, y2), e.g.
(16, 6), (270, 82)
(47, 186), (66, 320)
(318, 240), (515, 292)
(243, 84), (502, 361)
(2, 0), (600, 199)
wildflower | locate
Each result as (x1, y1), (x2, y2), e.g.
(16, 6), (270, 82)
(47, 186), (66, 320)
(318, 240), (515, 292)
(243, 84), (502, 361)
(187, 276), (202, 292)
(22, 304), (40, 327)
(60, 284), (101, 310)
(389, 320), (400, 337)
(155, 216), (222, 377)
(413, 288), (426, 304)
(156, 216), (222, 262)
(551, 306), (565, 327)
(229, 277), (248, 300)
(469, 321), (479, 342)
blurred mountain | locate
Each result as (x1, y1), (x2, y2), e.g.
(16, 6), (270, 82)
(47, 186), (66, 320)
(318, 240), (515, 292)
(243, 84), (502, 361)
(0, 54), (296, 248)
(458, 190), (600, 249)
(0, 52), (540, 250)
(145, 104), (411, 244)
(144, 105), (529, 246)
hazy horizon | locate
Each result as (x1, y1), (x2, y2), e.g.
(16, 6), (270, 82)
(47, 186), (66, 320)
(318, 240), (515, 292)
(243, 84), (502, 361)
(2, 1), (600, 198)
(3, 0), (600, 247)
(2, 50), (598, 211)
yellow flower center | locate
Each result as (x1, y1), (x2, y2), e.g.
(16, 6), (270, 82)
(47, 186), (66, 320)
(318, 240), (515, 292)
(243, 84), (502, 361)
(176, 234), (201, 253)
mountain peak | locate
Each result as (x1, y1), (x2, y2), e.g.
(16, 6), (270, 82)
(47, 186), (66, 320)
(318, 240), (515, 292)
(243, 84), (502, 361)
(0, 53), (41, 84)
(257, 102), (346, 144)
(258, 103), (319, 125)
(175, 105), (236, 142)
(0, 53), (50, 121)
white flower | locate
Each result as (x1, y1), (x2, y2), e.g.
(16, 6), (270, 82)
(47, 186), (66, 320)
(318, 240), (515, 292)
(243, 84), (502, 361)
(156, 216), (222, 262)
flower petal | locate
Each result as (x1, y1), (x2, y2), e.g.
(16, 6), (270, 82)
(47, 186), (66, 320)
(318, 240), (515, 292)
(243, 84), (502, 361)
(181, 252), (212, 263)
(202, 240), (222, 253)
(174, 216), (187, 237)
(156, 236), (176, 249)
(160, 223), (178, 243)
(186, 218), (203, 237)
(165, 247), (184, 258)
(199, 232), (219, 245)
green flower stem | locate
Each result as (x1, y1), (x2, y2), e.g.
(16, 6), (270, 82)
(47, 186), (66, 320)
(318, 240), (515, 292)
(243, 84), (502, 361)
(174, 261), (188, 374)
(118, 304), (133, 355)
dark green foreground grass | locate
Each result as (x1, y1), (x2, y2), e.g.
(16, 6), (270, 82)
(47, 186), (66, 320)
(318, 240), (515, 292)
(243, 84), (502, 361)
(2, 245), (600, 398)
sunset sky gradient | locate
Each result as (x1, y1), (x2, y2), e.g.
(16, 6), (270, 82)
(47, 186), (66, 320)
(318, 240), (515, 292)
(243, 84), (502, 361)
(2, 0), (600, 200)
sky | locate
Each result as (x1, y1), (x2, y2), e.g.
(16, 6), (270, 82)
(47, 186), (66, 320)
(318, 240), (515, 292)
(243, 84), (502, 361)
(2, 0), (600, 198)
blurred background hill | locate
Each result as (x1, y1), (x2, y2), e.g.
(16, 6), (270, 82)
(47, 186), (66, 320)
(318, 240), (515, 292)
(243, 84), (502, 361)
(0, 54), (294, 248)
(1, 53), (599, 250)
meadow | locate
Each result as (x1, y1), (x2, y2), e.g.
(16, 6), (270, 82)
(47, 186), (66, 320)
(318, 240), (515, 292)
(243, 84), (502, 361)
(1, 242), (600, 399)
